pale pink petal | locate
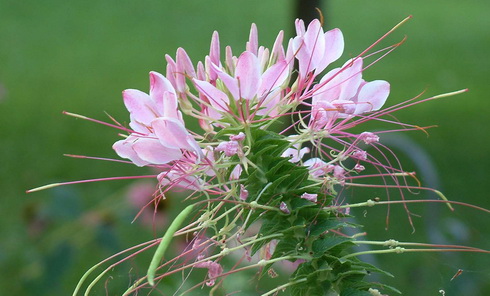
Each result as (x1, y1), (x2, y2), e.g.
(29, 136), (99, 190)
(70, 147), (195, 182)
(312, 67), (342, 105)
(333, 165), (346, 180)
(292, 36), (310, 76)
(256, 89), (281, 116)
(149, 71), (175, 113)
(176, 47), (196, 78)
(162, 91), (179, 119)
(165, 55), (178, 89)
(128, 115), (148, 134)
(174, 49), (187, 92)
(123, 89), (157, 126)
(271, 30), (285, 62)
(331, 99), (356, 116)
(209, 31), (220, 67)
(247, 23), (258, 55)
(294, 19), (306, 36)
(257, 47), (269, 72)
(303, 19), (325, 66)
(355, 80), (390, 114)
(193, 79), (230, 113)
(225, 46), (235, 74)
(338, 58), (363, 101)
(258, 60), (289, 98)
(282, 145), (310, 163)
(113, 138), (149, 167)
(152, 117), (193, 151)
(158, 170), (203, 191)
(285, 38), (295, 72)
(230, 165), (242, 180)
(132, 137), (182, 164)
(211, 63), (239, 100)
(197, 61), (206, 81)
(314, 28), (344, 75)
(235, 51), (260, 100)
(310, 100), (338, 129)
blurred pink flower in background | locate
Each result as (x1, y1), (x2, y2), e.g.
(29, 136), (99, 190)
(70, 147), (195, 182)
(126, 181), (167, 228)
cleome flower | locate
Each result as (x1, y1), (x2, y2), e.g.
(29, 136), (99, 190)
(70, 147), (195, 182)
(113, 71), (202, 167)
(28, 16), (476, 296)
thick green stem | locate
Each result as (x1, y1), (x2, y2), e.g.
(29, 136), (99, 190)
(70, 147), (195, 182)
(147, 204), (195, 286)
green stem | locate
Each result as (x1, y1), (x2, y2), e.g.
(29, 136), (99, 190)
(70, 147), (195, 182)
(341, 247), (490, 260)
(261, 278), (308, 296)
(147, 204), (195, 286)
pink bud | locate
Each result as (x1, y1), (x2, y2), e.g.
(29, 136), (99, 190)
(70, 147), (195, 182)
(216, 140), (239, 157)
(239, 184), (249, 201)
(352, 150), (367, 160)
(230, 132), (245, 141)
(301, 193), (318, 203)
(280, 202), (290, 214)
(354, 164), (365, 172)
(359, 132), (379, 145)
(194, 260), (223, 287)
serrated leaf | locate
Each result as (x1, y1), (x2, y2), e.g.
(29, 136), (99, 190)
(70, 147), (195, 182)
(308, 219), (353, 237)
(347, 258), (395, 278)
(312, 237), (353, 257)
(340, 288), (372, 296)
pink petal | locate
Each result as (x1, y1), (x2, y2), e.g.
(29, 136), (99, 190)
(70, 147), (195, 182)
(294, 19), (306, 36)
(355, 80), (390, 114)
(338, 58), (364, 101)
(128, 114), (148, 134)
(165, 55), (178, 88)
(132, 137), (182, 164)
(258, 60), (289, 97)
(292, 36), (310, 75)
(123, 89), (156, 126)
(313, 68), (343, 105)
(230, 165), (242, 180)
(247, 23), (258, 55)
(158, 170), (204, 191)
(314, 28), (344, 75)
(176, 47), (196, 78)
(193, 79), (230, 113)
(161, 91), (179, 119)
(303, 19), (325, 66)
(257, 46), (269, 72)
(271, 30), (285, 62)
(225, 46), (235, 74)
(211, 62), (239, 100)
(209, 31), (220, 78)
(152, 117), (193, 151)
(197, 61), (206, 81)
(113, 137), (149, 167)
(235, 51), (260, 100)
(149, 71), (175, 112)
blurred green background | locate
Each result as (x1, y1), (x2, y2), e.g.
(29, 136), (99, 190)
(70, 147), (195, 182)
(1, 0), (489, 295)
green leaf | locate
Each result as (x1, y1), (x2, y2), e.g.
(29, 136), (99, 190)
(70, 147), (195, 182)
(312, 237), (353, 258)
(340, 288), (372, 296)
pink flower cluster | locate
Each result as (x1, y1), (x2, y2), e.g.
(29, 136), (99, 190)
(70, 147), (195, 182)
(113, 18), (390, 194)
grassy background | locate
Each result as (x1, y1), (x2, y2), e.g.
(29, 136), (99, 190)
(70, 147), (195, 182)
(1, 0), (489, 295)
